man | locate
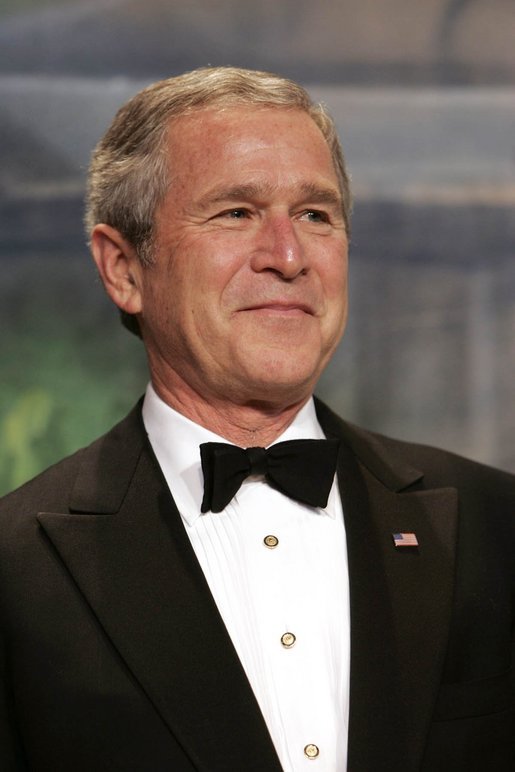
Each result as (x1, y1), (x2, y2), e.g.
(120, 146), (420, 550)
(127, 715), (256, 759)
(0, 67), (514, 772)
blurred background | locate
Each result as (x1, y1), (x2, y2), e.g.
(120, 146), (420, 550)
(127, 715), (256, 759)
(1, 0), (514, 494)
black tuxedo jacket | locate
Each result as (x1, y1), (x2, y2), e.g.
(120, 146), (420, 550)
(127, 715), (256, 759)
(1, 399), (514, 771)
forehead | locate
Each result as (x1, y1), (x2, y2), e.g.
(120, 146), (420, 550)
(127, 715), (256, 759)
(163, 106), (337, 187)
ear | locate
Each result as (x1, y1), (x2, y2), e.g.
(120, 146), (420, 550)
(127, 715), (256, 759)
(90, 224), (143, 315)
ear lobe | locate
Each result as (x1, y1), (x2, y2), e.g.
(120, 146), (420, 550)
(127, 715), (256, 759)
(90, 224), (143, 315)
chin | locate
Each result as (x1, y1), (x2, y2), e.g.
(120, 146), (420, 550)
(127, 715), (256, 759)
(235, 357), (320, 404)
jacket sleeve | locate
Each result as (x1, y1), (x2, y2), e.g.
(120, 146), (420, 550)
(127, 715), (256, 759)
(0, 625), (27, 769)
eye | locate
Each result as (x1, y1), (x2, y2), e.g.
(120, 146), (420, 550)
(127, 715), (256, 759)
(301, 209), (329, 224)
(208, 207), (251, 225)
(221, 208), (249, 219)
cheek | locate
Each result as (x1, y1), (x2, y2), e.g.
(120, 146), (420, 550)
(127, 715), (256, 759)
(182, 235), (245, 300)
(320, 249), (348, 301)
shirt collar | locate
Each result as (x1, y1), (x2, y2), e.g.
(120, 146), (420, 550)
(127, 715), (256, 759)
(142, 382), (327, 526)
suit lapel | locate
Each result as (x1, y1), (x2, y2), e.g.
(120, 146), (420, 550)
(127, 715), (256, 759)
(317, 401), (458, 771)
(37, 408), (282, 772)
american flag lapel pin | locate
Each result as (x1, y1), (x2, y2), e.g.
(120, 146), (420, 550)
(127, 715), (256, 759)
(392, 532), (419, 548)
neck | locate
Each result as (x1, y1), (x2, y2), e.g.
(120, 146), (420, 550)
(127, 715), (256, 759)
(151, 375), (310, 447)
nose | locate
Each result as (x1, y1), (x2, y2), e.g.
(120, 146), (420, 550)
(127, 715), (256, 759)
(249, 215), (307, 280)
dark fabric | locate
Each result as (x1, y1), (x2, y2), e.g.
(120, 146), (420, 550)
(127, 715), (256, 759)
(200, 438), (340, 512)
(0, 397), (514, 771)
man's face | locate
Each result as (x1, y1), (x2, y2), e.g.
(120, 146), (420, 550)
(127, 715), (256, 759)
(136, 106), (349, 408)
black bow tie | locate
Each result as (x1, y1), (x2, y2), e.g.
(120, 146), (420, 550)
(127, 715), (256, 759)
(200, 438), (340, 513)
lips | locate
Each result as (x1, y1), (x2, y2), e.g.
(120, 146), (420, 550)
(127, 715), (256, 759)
(240, 301), (316, 315)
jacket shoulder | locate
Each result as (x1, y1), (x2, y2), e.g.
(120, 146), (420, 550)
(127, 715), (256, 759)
(363, 424), (515, 497)
(0, 401), (145, 519)
(315, 396), (515, 500)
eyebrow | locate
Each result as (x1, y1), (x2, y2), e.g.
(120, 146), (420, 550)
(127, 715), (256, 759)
(297, 182), (343, 210)
(199, 181), (343, 211)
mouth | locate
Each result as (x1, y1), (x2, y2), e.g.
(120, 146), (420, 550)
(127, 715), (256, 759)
(240, 301), (315, 316)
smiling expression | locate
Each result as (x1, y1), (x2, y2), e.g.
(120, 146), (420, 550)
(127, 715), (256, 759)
(133, 106), (349, 409)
